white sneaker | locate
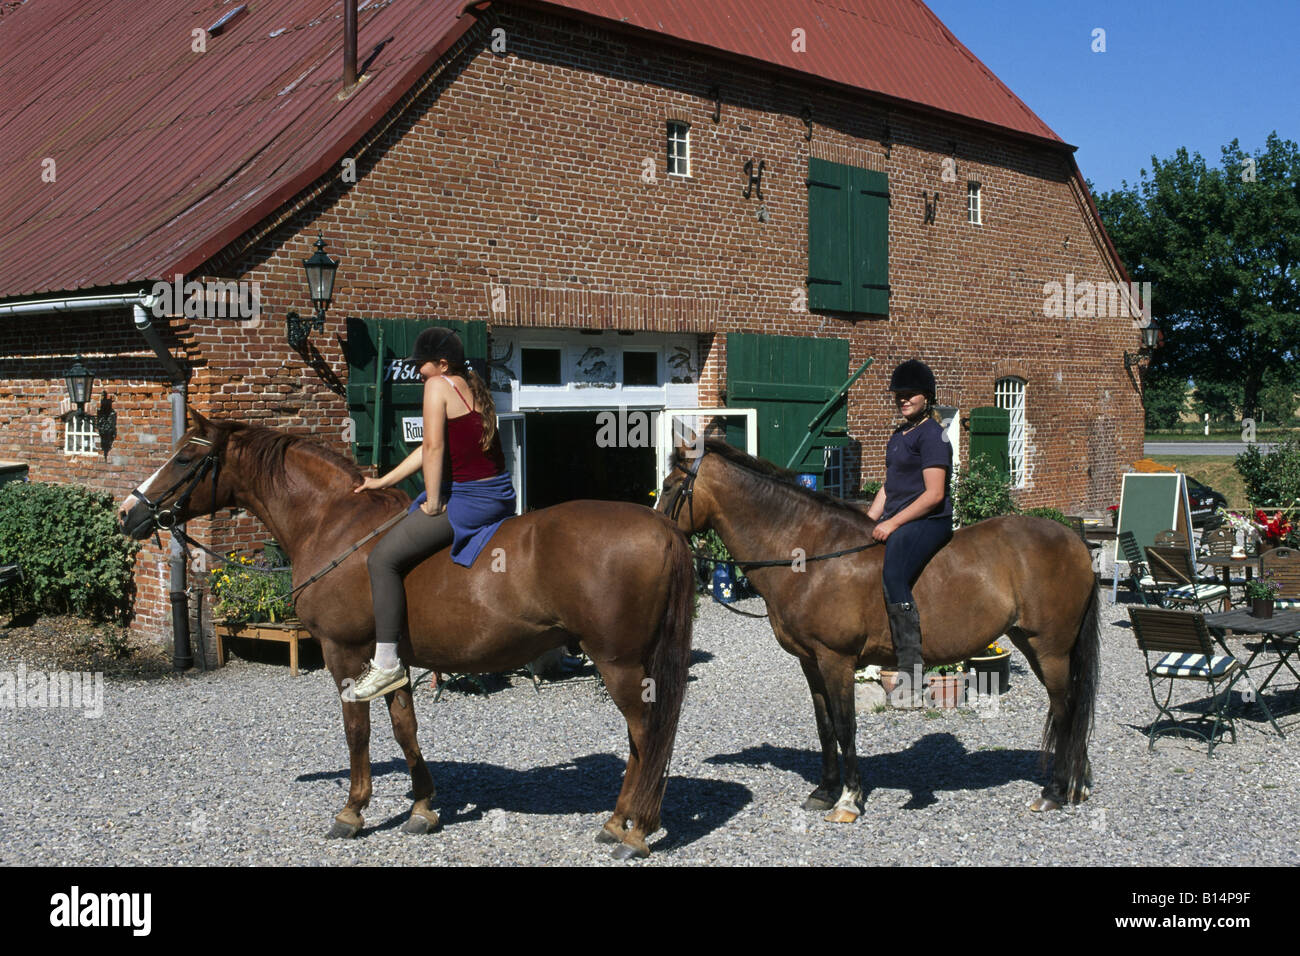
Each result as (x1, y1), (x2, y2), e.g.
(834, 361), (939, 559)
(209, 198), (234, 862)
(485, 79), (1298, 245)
(342, 660), (409, 702)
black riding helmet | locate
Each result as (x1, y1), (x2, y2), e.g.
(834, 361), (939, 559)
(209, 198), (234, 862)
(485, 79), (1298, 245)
(889, 359), (936, 398)
(409, 327), (465, 367)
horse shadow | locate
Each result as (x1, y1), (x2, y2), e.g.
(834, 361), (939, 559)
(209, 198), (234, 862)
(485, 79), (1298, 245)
(298, 752), (750, 851)
(705, 736), (1049, 810)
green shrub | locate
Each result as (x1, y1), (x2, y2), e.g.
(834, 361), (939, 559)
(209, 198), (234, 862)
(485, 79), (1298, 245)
(1022, 506), (1073, 528)
(861, 479), (883, 498)
(953, 455), (1017, 527)
(1235, 439), (1300, 508)
(0, 481), (141, 621)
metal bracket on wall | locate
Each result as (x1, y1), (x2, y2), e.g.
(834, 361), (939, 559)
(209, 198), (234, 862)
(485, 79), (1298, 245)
(923, 190), (939, 224)
(743, 159), (765, 200)
(801, 106), (813, 141)
(708, 85), (721, 123)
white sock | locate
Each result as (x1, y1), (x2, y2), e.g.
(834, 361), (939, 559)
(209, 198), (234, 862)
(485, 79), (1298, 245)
(374, 642), (400, 670)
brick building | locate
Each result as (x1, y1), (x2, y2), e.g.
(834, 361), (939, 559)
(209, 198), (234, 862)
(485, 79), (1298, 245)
(0, 0), (1145, 650)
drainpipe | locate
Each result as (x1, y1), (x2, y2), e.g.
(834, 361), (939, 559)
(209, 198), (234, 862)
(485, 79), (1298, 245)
(0, 291), (194, 670)
(135, 298), (194, 671)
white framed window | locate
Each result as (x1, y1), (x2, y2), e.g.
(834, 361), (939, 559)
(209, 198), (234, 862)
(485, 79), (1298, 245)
(667, 121), (690, 177)
(967, 181), (981, 224)
(822, 447), (844, 497)
(64, 414), (98, 456)
(995, 377), (1026, 487)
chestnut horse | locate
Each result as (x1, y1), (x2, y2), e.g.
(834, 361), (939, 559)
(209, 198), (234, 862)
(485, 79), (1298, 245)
(120, 410), (693, 859)
(658, 439), (1099, 820)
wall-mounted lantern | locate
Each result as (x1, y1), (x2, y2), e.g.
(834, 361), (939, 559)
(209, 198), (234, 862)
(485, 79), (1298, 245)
(286, 233), (339, 351)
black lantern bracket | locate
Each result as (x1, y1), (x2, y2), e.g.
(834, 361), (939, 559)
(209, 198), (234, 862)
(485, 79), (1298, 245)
(743, 159), (765, 200)
(1123, 322), (1161, 397)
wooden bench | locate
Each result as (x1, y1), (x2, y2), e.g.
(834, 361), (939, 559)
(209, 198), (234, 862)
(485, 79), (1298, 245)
(214, 621), (314, 676)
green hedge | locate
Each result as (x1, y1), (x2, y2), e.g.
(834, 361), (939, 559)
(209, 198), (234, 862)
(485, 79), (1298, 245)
(1235, 439), (1300, 508)
(0, 482), (141, 621)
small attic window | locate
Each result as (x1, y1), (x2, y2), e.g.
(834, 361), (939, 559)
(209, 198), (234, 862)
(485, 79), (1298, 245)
(207, 5), (247, 37)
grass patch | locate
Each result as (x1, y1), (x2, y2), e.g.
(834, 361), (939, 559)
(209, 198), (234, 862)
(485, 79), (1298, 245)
(1144, 455), (1249, 511)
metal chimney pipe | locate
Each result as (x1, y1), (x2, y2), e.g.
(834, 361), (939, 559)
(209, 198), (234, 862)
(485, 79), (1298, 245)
(343, 0), (357, 89)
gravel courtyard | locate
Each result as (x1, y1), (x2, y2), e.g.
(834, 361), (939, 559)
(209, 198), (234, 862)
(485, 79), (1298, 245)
(2, 596), (1298, 866)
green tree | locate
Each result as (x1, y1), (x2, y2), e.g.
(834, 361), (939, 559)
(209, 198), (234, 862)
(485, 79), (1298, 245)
(1094, 133), (1300, 421)
(1259, 367), (1298, 425)
(1142, 371), (1189, 431)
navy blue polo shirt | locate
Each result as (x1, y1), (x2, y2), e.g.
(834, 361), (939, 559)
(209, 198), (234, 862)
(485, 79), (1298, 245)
(882, 417), (952, 520)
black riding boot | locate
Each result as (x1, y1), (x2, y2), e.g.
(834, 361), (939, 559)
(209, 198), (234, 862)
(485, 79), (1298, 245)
(886, 601), (926, 708)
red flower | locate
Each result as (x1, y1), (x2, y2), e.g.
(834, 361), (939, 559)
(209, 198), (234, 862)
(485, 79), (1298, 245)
(1255, 510), (1293, 544)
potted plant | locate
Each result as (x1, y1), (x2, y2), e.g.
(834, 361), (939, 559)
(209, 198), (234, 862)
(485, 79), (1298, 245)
(210, 554), (312, 675)
(965, 640), (1011, 695)
(1253, 510), (1293, 553)
(923, 661), (965, 709)
(1244, 573), (1281, 619)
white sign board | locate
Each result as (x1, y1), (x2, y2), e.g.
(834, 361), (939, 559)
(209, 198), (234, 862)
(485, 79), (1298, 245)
(402, 417), (423, 443)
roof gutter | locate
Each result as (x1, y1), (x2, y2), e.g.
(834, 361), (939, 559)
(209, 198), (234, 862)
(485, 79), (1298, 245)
(0, 291), (196, 671)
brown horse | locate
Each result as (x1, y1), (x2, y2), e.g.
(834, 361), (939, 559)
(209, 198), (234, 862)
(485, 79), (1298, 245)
(658, 439), (1098, 820)
(119, 410), (693, 859)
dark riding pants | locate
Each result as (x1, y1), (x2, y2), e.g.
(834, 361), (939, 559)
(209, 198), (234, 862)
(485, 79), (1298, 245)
(882, 515), (953, 605)
(368, 508), (453, 645)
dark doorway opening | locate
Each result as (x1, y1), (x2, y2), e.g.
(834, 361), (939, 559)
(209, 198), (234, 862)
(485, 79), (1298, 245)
(524, 411), (656, 510)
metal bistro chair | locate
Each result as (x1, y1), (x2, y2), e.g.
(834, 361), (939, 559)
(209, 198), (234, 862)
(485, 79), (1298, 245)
(1117, 531), (1161, 606)
(1145, 543), (1230, 613)
(0, 559), (21, 619)
(1128, 607), (1241, 755)
(1261, 547), (1300, 611)
(1199, 525), (1248, 604)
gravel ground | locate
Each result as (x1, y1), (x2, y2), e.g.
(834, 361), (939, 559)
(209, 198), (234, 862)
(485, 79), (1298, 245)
(2, 596), (1299, 866)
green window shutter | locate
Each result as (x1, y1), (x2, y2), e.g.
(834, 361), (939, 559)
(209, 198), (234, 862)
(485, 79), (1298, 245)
(852, 168), (890, 315)
(807, 158), (851, 312)
(968, 406), (1011, 481)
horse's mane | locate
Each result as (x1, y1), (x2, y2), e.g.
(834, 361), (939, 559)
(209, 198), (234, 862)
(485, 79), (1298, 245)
(215, 421), (408, 507)
(682, 438), (874, 525)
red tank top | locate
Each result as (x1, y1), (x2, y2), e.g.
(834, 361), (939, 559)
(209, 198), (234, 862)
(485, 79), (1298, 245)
(442, 378), (506, 482)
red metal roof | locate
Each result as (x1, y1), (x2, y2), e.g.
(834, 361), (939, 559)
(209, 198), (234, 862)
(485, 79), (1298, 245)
(530, 0), (1064, 145)
(0, 0), (1067, 301)
(0, 0), (477, 299)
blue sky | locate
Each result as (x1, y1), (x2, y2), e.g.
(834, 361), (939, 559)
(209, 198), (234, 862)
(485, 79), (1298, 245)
(924, 0), (1298, 196)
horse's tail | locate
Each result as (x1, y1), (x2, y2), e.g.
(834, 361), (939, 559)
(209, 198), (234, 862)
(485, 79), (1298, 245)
(627, 525), (695, 834)
(1042, 584), (1100, 800)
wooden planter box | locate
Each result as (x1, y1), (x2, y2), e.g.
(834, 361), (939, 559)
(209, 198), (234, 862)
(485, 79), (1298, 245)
(214, 621), (314, 676)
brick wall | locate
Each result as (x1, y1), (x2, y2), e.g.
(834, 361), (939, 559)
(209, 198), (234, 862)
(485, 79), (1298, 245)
(0, 5), (1143, 644)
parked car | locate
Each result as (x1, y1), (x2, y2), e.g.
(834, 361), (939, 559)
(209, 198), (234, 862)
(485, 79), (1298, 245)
(1185, 476), (1228, 527)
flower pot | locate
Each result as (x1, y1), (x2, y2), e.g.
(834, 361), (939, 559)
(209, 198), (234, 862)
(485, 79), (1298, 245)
(711, 564), (737, 603)
(1251, 598), (1275, 619)
(965, 650), (1011, 695)
(924, 673), (965, 709)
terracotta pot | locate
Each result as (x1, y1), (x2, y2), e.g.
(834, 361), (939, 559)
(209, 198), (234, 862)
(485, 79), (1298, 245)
(880, 668), (901, 696)
(1251, 598), (1275, 619)
(924, 673), (965, 709)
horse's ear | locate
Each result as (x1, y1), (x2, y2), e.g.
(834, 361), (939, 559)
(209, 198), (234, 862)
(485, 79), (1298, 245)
(187, 405), (212, 435)
(672, 422), (700, 462)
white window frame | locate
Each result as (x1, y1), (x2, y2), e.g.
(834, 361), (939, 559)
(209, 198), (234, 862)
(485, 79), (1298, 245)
(63, 413), (98, 456)
(967, 181), (981, 224)
(822, 447), (844, 497)
(667, 121), (691, 177)
(995, 377), (1027, 488)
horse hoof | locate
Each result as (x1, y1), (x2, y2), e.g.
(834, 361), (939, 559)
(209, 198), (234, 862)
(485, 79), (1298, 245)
(402, 812), (440, 835)
(824, 807), (859, 824)
(802, 794), (836, 812)
(327, 820), (361, 839)
(595, 824), (622, 845)
(612, 839), (649, 861)
(1028, 796), (1062, 812)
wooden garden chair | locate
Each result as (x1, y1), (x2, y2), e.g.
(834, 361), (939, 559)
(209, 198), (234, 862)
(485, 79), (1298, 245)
(1145, 544), (1229, 612)
(1260, 547), (1300, 611)
(1128, 607), (1241, 755)
(1117, 531), (1161, 606)
(1199, 525), (1248, 602)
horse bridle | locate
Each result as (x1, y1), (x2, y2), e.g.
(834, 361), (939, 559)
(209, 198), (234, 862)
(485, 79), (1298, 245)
(130, 436), (222, 530)
(665, 448), (705, 529)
